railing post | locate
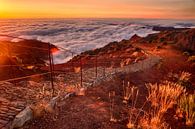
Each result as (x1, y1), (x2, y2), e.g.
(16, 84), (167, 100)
(80, 57), (83, 87)
(8, 43), (16, 85)
(95, 55), (98, 78)
(71, 52), (74, 72)
(48, 43), (54, 96)
(103, 57), (106, 76)
(51, 49), (55, 81)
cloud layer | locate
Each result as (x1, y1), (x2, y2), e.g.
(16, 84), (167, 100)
(0, 19), (195, 63)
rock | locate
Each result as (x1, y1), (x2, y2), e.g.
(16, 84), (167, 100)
(45, 96), (59, 113)
(131, 52), (139, 57)
(74, 67), (81, 73)
(0, 119), (8, 125)
(60, 93), (74, 101)
(11, 106), (33, 129)
(152, 26), (188, 31)
(28, 81), (42, 87)
(76, 88), (86, 96)
(0, 82), (14, 87)
(0, 107), (9, 112)
(130, 34), (141, 42)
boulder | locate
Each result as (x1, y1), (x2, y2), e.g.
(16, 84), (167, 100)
(11, 106), (33, 129)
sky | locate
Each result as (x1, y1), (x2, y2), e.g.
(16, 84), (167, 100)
(0, 0), (195, 19)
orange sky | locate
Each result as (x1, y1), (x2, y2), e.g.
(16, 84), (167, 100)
(0, 0), (195, 19)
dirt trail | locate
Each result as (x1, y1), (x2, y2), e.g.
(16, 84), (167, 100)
(23, 44), (194, 129)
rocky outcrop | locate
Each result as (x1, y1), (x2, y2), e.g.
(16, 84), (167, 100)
(11, 96), (60, 129)
(142, 28), (195, 53)
(129, 34), (142, 43)
(11, 106), (33, 129)
(0, 39), (59, 81)
(0, 39), (58, 65)
(152, 26), (189, 31)
(69, 28), (195, 65)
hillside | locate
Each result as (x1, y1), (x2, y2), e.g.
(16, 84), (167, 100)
(0, 39), (58, 81)
(68, 28), (195, 63)
(24, 28), (195, 129)
(140, 28), (195, 53)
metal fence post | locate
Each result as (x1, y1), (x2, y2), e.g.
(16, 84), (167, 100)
(51, 49), (55, 81)
(103, 60), (106, 76)
(8, 43), (16, 85)
(48, 43), (54, 96)
(80, 57), (83, 87)
(95, 55), (97, 78)
(71, 52), (74, 72)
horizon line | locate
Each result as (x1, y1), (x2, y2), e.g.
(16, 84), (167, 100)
(1, 17), (195, 21)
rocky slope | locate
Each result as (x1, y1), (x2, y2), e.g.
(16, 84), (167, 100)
(0, 39), (58, 81)
(69, 28), (195, 64)
(1, 28), (194, 80)
(140, 28), (195, 53)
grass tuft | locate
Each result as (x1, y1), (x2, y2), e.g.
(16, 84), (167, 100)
(177, 93), (195, 127)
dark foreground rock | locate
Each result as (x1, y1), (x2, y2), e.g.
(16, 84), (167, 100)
(0, 39), (58, 81)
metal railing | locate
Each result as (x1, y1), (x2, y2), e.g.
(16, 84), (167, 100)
(0, 34), (154, 102)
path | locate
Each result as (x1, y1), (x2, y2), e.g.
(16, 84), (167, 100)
(23, 53), (162, 129)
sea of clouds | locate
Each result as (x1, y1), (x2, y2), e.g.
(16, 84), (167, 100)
(0, 19), (195, 64)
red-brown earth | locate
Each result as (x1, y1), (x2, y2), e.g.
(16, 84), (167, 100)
(22, 29), (195, 129)
(0, 39), (58, 81)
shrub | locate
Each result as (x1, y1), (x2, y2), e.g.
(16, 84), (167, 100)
(187, 56), (195, 62)
(178, 72), (191, 82)
(160, 37), (165, 43)
(177, 72), (192, 89)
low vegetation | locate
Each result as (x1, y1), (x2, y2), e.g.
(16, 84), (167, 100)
(109, 71), (194, 129)
(187, 55), (195, 62)
(142, 81), (185, 129)
(177, 94), (195, 127)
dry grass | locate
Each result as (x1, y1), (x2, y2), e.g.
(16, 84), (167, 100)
(31, 98), (57, 118)
(120, 80), (183, 129)
(123, 81), (138, 104)
(176, 71), (192, 89)
(36, 84), (54, 99)
(139, 114), (168, 129)
(187, 55), (195, 62)
(137, 81), (186, 129)
(122, 81), (140, 128)
(177, 93), (195, 127)
(178, 72), (191, 82)
(109, 91), (117, 122)
(31, 101), (48, 118)
(146, 81), (185, 113)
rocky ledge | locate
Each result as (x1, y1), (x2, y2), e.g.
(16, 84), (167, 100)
(0, 39), (59, 81)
